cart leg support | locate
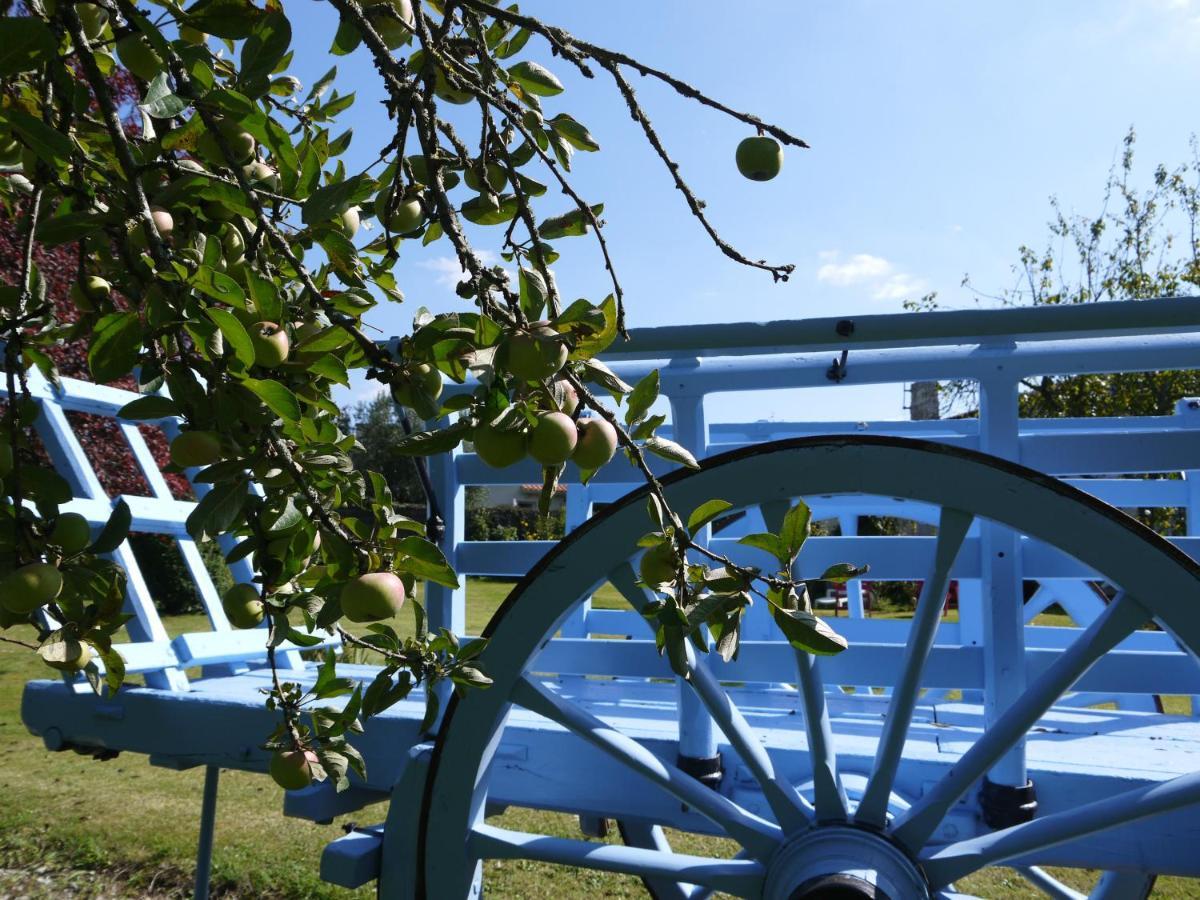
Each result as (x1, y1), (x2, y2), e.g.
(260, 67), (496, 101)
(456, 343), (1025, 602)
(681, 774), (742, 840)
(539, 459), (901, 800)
(194, 765), (220, 900)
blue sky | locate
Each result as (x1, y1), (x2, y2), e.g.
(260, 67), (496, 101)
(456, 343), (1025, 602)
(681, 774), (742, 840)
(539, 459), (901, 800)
(277, 1), (1200, 423)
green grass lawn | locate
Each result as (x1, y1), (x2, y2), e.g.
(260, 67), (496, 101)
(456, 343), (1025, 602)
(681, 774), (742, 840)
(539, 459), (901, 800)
(0, 579), (1192, 897)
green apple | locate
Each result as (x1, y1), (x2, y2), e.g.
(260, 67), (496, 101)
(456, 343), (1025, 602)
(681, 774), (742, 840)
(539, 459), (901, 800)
(244, 160), (281, 192)
(42, 636), (94, 672)
(0, 136), (21, 167)
(1, 562), (64, 614)
(149, 206), (174, 240)
(389, 364), (443, 409)
(340, 572), (406, 623)
(0, 604), (24, 629)
(529, 411), (578, 466)
(571, 417), (618, 469)
(269, 748), (315, 790)
(367, 0), (414, 49)
(179, 24), (207, 45)
(251, 321), (290, 368)
(50, 513), (92, 555)
(221, 583), (265, 629)
(434, 68), (474, 104)
(639, 542), (678, 586)
(78, 3), (108, 40)
(0, 441), (12, 478)
(70, 275), (111, 312)
(472, 421), (528, 468)
(336, 206), (361, 239)
(375, 189), (425, 233)
(735, 136), (783, 182)
(196, 120), (256, 166)
(502, 322), (568, 381)
(221, 225), (246, 263)
(116, 34), (163, 82)
(170, 431), (222, 468)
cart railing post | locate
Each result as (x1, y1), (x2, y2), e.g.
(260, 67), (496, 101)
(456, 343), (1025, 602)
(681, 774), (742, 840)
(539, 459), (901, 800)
(977, 371), (1032, 817)
(560, 486), (592, 639)
(666, 377), (720, 781)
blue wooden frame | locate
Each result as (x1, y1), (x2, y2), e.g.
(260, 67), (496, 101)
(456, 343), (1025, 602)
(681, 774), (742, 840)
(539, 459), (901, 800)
(11, 297), (1200, 896)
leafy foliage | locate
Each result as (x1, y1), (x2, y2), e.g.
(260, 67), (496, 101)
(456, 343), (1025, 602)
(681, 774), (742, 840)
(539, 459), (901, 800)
(0, 0), (839, 791)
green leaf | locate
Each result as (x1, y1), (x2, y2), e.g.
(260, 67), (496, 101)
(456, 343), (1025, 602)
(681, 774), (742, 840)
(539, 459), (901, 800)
(242, 378), (302, 421)
(509, 61), (563, 96)
(781, 499), (811, 562)
(687, 500), (733, 533)
(88, 313), (142, 384)
(518, 267), (547, 321)
(184, 0), (267, 39)
(772, 606), (848, 655)
(626, 370), (660, 426)
(580, 358), (632, 396)
(1, 108), (72, 166)
(205, 308), (256, 368)
(0, 18), (57, 77)
(819, 562), (870, 584)
(391, 420), (471, 457)
(90, 500), (132, 554)
(549, 113), (600, 151)
(140, 73), (189, 118)
(538, 204), (603, 240)
(644, 435), (699, 470)
(394, 536), (460, 589)
(302, 173), (376, 225)
(240, 12), (292, 87)
(116, 396), (179, 421)
(738, 532), (789, 565)
(97, 645), (127, 694)
(186, 479), (248, 541)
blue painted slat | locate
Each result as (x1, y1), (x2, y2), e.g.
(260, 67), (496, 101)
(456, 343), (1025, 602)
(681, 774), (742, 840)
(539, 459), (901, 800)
(172, 630), (341, 668)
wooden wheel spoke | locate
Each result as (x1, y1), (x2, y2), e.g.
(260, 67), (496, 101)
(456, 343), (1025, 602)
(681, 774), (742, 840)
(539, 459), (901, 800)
(920, 770), (1200, 888)
(510, 675), (783, 860)
(611, 558), (815, 832)
(856, 507), (974, 827)
(892, 592), (1149, 850)
(470, 822), (767, 894)
(794, 649), (849, 820)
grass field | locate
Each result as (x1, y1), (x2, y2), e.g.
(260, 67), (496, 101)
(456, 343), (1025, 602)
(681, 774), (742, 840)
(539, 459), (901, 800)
(0, 579), (1191, 897)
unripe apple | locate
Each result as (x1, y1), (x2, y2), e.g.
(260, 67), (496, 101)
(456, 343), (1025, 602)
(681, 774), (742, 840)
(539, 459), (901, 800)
(473, 421), (528, 468)
(179, 24), (207, 45)
(390, 364), (443, 409)
(434, 68), (474, 104)
(170, 431), (222, 468)
(0, 604), (24, 629)
(221, 583), (265, 629)
(336, 206), (361, 239)
(221, 225), (245, 263)
(0, 441), (12, 478)
(735, 136), (783, 182)
(529, 412), (578, 466)
(50, 513), (92, 555)
(340, 572), (406, 623)
(503, 322), (568, 381)
(367, 0), (414, 48)
(557, 380), (579, 416)
(196, 120), (256, 166)
(244, 160), (280, 192)
(70, 275), (111, 313)
(43, 637), (94, 672)
(269, 748), (316, 790)
(375, 188), (425, 233)
(571, 417), (618, 470)
(251, 321), (290, 368)
(78, 3), (108, 40)
(0, 136), (21, 167)
(639, 542), (678, 586)
(149, 206), (174, 240)
(116, 34), (163, 82)
(1, 562), (64, 614)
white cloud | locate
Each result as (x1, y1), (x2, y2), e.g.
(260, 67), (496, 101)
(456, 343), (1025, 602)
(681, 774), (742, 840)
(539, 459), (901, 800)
(816, 251), (928, 301)
(418, 250), (506, 288)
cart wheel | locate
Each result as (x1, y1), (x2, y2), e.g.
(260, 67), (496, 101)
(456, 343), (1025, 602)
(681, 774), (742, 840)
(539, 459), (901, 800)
(414, 436), (1200, 899)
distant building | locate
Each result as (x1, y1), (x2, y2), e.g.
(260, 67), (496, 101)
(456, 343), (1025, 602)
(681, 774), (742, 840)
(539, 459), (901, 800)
(475, 482), (568, 512)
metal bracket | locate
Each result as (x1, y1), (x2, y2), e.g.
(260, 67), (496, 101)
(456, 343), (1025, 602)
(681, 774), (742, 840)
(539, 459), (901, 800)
(980, 776), (1038, 829)
(827, 349), (850, 383)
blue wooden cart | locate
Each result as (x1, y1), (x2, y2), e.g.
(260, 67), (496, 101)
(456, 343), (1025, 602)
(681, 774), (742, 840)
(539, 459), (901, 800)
(14, 298), (1200, 898)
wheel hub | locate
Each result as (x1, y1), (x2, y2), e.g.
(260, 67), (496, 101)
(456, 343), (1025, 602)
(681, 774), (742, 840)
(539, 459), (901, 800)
(763, 826), (929, 900)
